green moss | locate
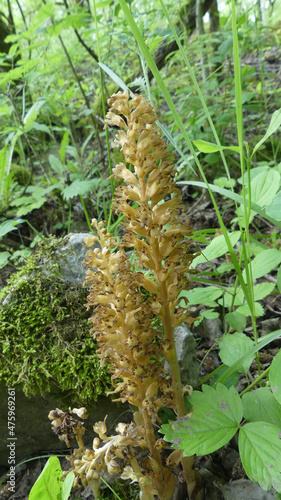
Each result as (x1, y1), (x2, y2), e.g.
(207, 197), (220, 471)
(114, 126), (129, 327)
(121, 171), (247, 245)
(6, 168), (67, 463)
(0, 237), (111, 404)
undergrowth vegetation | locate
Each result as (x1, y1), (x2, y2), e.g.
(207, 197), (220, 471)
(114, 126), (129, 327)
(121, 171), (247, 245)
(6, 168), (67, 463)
(1, 0), (281, 498)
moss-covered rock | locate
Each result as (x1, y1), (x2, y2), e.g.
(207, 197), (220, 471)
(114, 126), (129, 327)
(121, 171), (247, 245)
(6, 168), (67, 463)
(0, 236), (110, 405)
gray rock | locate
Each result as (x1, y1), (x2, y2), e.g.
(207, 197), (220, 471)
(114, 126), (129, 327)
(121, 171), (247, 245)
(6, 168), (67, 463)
(58, 232), (96, 284)
(164, 325), (199, 387)
(222, 479), (276, 500)
(0, 384), (131, 468)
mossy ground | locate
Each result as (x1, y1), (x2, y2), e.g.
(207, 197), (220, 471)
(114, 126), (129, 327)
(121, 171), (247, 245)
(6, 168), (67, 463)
(0, 237), (110, 404)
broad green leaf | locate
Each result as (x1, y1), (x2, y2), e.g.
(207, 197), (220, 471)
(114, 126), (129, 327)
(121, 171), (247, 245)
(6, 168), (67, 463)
(242, 388), (281, 428)
(216, 329), (281, 385)
(250, 170), (280, 208)
(269, 349), (281, 405)
(49, 154), (64, 175)
(236, 301), (264, 318)
(193, 139), (239, 154)
(160, 384), (242, 455)
(0, 219), (25, 239)
(61, 471), (75, 500)
(62, 179), (100, 201)
(253, 282), (275, 300)
(242, 249), (281, 282)
(29, 456), (63, 500)
(239, 422), (281, 492)
(225, 311), (246, 332)
(16, 199), (47, 217)
(236, 169), (280, 225)
(218, 333), (255, 373)
(180, 181), (281, 229)
(0, 251), (11, 268)
(253, 109), (281, 155)
(31, 122), (51, 134)
(210, 364), (240, 388)
(214, 176), (236, 188)
(179, 286), (223, 308)
(266, 191), (281, 221)
(23, 99), (46, 132)
(192, 231), (241, 267)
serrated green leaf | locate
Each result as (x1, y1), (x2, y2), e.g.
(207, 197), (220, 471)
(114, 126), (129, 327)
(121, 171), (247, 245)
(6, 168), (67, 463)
(218, 333), (255, 373)
(62, 179), (100, 201)
(225, 311), (246, 332)
(49, 154), (64, 175)
(253, 109), (281, 155)
(266, 191), (281, 221)
(160, 384), (242, 455)
(239, 422), (281, 492)
(16, 198), (47, 216)
(29, 456), (63, 500)
(179, 286), (223, 308)
(192, 232), (241, 267)
(242, 388), (281, 428)
(236, 301), (264, 318)
(269, 349), (281, 405)
(193, 139), (239, 154)
(253, 282), (276, 300)
(243, 249), (281, 282)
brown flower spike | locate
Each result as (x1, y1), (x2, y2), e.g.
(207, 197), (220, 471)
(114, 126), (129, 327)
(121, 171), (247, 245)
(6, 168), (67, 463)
(50, 91), (203, 500)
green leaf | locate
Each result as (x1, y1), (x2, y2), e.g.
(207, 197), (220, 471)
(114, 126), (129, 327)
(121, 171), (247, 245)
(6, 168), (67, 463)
(216, 329), (281, 386)
(242, 388), (281, 428)
(225, 311), (246, 332)
(239, 422), (281, 492)
(236, 301), (264, 318)
(62, 179), (100, 201)
(16, 198), (47, 217)
(253, 282), (276, 300)
(269, 349), (281, 405)
(160, 384), (242, 455)
(242, 249), (281, 282)
(192, 231), (241, 267)
(210, 364), (240, 388)
(49, 154), (64, 175)
(250, 170), (280, 208)
(0, 251), (11, 269)
(218, 333), (255, 374)
(193, 139), (239, 154)
(253, 109), (281, 155)
(23, 100), (46, 132)
(0, 219), (25, 239)
(179, 286), (223, 308)
(61, 471), (75, 500)
(29, 456), (63, 500)
(214, 176), (236, 188)
(266, 191), (281, 221)
(180, 181), (281, 229)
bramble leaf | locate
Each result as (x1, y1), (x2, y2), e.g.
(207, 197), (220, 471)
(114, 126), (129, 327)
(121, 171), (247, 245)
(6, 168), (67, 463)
(239, 422), (281, 492)
(242, 388), (281, 428)
(218, 332), (255, 373)
(269, 348), (281, 405)
(160, 384), (242, 455)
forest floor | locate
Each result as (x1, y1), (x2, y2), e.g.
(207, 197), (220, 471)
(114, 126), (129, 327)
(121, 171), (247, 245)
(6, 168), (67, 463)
(1, 185), (281, 500)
